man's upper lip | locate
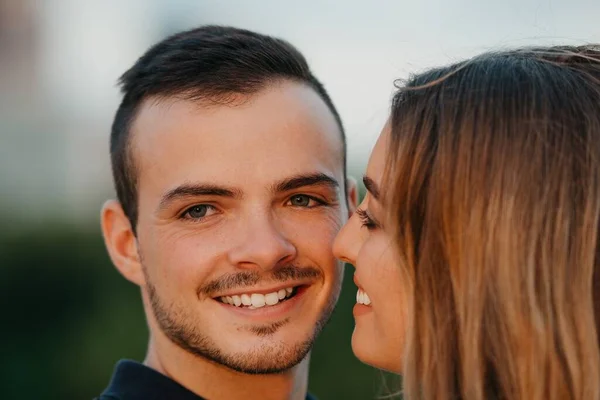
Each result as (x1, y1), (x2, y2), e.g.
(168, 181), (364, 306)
(212, 280), (311, 298)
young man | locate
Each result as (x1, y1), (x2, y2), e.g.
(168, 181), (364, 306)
(99, 25), (356, 400)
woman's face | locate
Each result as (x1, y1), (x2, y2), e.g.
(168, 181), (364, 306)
(333, 124), (408, 373)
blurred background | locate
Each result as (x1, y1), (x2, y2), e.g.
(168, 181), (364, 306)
(1, 0), (599, 398)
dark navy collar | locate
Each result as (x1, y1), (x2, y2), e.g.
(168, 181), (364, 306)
(99, 359), (318, 400)
(99, 359), (205, 400)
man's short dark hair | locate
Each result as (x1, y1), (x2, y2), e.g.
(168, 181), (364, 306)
(110, 25), (346, 233)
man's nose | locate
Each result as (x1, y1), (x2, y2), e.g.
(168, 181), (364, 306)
(227, 210), (297, 270)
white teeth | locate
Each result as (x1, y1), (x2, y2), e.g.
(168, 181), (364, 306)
(356, 289), (371, 306)
(265, 292), (279, 305)
(251, 293), (266, 308)
(363, 292), (371, 305)
(220, 287), (295, 307)
(241, 294), (252, 306)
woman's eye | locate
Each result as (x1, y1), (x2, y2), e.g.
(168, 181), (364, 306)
(182, 204), (216, 220)
(356, 208), (379, 230)
(288, 195), (322, 208)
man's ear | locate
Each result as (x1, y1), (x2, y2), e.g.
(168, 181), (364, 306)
(100, 200), (145, 286)
(346, 176), (358, 217)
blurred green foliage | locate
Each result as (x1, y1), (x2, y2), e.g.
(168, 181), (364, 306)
(0, 222), (399, 399)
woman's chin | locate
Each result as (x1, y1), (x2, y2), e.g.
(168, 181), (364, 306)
(351, 329), (403, 374)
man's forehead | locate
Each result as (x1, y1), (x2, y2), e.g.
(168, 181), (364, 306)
(132, 82), (341, 141)
(130, 82), (345, 193)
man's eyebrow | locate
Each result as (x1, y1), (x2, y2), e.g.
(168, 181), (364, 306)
(272, 173), (339, 193)
(158, 183), (243, 210)
(363, 176), (380, 200)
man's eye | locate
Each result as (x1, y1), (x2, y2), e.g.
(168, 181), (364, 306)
(182, 204), (216, 220)
(288, 195), (321, 208)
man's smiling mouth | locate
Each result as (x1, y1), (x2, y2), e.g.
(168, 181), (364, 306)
(215, 285), (304, 309)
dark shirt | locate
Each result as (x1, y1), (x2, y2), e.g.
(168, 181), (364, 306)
(97, 359), (317, 400)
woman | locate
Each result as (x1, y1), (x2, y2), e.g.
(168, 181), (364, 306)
(334, 45), (600, 399)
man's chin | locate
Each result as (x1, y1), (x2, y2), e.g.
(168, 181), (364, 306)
(187, 336), (314, 375)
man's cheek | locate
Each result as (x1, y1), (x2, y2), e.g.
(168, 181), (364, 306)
(288, 212), (341, 240)
(167, 240), (225, 283)
(306, 221), (342, 249)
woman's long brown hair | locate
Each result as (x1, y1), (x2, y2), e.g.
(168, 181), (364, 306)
(384, 46), (600, 399)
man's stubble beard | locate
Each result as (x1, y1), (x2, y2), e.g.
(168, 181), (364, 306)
(142, 263), (342, 375)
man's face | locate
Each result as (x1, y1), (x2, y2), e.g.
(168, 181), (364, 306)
(131, 81), (347, 373)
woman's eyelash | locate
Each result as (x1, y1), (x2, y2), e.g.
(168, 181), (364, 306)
(356, 208), (378, 230)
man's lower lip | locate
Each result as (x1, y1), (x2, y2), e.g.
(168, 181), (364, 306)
(353, 303), (372, 317)
(216, 286), (309, 319)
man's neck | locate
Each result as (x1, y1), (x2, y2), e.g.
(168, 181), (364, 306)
(143, 336), (310, 400)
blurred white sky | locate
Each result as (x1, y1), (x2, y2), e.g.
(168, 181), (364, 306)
(3, 0), (600, 220)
